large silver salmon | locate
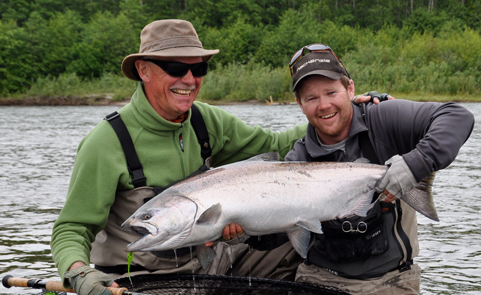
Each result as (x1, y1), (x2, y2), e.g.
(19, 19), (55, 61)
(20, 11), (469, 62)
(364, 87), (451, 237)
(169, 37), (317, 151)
(121, 153), (437, 267)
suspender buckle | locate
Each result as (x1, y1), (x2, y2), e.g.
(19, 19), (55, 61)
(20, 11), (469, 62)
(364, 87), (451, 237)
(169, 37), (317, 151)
(130, 167), (147, 187)
(104, 111), (120, 121)
(204, 156), (212, 169)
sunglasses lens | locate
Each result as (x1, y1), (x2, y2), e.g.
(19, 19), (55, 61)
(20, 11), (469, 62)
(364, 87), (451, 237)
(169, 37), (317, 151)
(289, 44), (331, 66)
(190, 62), (208, 77)
(289, 50), (303, 66)
(163, 62), (190, 77)
(149, 61), (208, 77)
(307, 44), (329, 51)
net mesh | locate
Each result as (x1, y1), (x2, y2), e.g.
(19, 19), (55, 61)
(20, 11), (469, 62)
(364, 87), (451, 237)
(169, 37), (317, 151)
(116, 274), (351, 295)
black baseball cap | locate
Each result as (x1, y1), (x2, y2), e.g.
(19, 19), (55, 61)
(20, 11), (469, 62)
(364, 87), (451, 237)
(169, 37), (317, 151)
(291, 51), (350, 92)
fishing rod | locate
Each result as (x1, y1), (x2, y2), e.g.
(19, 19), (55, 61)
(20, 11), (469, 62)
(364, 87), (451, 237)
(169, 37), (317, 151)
(2, 275), (149, 295)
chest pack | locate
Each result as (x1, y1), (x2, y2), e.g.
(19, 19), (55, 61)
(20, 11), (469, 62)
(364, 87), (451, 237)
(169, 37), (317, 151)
(104, 104), (212, 194)
(307, 103), (413, 279)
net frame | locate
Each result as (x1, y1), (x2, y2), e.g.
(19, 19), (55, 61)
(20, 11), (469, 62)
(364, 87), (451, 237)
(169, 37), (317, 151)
(116, 274), (351, 295)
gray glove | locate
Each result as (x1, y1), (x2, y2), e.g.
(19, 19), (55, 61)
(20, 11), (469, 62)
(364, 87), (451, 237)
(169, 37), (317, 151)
(375, 155), (417, 199)
(64, 265), (113, 295)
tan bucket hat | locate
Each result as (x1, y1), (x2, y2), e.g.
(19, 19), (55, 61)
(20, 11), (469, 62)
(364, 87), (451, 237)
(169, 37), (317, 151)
(121, 19), (219, 81)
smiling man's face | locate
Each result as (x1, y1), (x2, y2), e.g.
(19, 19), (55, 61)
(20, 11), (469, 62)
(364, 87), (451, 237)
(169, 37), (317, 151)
(137, 56), (203, 121)
(296, 75), (355, 145)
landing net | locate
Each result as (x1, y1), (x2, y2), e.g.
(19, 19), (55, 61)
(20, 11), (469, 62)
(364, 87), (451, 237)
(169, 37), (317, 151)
(115, 274), (351, 295)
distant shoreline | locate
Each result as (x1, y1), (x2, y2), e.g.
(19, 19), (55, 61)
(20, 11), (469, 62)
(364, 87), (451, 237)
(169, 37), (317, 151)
(0, 96), (283, 106)
(0, 95), (479, 106)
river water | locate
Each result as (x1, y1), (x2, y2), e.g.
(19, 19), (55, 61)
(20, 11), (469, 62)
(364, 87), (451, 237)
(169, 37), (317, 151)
(0, 103), (479, 294)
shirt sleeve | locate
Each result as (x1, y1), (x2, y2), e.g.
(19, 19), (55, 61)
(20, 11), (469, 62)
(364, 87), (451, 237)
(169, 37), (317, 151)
(366, 100), (474, 181)
(196, 103), (307, 166)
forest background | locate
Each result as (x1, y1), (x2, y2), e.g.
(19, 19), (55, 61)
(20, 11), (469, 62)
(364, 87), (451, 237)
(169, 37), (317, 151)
(1, 0), (481, 104)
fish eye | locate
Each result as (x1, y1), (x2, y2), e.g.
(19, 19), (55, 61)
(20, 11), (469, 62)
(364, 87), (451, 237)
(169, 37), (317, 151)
(142, 214), (152, 220)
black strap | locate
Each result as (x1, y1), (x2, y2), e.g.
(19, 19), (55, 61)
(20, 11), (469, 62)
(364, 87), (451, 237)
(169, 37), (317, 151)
(395, 198), (413, 262)
(105, 111), (147, 187)
(105, 105), (211, 189)
(357, 104), (380, 164)
(190, 104), (212, 166)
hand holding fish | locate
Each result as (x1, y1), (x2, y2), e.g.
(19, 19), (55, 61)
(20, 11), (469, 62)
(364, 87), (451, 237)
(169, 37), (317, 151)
(223, 223), (244, 240)
(204, 223), (244, 247)
(375, 155), (417, 200)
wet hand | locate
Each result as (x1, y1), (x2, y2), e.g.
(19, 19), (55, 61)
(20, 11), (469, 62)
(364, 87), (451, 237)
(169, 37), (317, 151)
(380, 191), (397, 203)
(204, 223), (245, 247)
(223, 223), (244, 240)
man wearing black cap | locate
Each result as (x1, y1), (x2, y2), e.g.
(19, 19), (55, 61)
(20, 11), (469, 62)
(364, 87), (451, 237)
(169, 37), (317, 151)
(50, 19), (387, 295)
(285, 44), (474, 294)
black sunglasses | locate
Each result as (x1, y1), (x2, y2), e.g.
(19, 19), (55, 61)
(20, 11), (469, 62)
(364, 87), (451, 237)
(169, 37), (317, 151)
(146, 60), (209, 77)
(289, 44), (347, 77)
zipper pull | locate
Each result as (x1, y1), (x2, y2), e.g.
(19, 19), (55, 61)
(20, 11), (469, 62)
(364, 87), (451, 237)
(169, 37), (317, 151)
(179, 133), (184, 152)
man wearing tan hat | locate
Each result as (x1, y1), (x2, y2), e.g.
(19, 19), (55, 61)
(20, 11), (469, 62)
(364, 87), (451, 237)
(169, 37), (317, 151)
(49, 19), (314, 295)
(50, 19), (387, 295)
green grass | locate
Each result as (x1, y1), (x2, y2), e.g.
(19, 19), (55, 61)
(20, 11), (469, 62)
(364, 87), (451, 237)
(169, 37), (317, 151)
(1, 65), (480, 105)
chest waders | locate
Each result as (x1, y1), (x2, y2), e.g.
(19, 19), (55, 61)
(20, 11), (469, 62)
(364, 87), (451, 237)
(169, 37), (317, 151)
(306, 105), (414, 279)
(90, 105), (213, 276)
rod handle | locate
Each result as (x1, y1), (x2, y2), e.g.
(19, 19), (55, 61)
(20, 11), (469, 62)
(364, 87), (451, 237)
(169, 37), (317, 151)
(2, 275), (130, 295)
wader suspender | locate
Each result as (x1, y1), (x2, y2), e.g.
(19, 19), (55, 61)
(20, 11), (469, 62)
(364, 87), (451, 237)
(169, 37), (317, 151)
(358, 104), (413, 271)
(104, 111), (147, 188)
(104, 104), (212, 189)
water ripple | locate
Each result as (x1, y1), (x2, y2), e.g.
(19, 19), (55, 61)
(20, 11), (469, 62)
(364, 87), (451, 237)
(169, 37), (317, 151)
(0, 103), (479, 294)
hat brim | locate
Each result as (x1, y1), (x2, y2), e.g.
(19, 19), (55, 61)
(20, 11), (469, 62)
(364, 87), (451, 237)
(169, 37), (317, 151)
(292, 70), (343, 92)
(121, 47), (219, 81)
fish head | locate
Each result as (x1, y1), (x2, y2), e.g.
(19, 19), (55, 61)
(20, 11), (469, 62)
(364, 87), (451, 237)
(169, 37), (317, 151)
(121, 193), (197, 251)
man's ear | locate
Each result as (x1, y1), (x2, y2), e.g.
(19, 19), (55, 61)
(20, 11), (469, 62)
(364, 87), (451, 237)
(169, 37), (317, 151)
(348, 79), (355, 100)
(135, 60), (151, 82)
(295, 96), (306, 114)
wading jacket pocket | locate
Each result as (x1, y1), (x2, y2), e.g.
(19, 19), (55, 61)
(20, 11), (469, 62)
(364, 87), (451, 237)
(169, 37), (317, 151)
(321, 200), (391, 262)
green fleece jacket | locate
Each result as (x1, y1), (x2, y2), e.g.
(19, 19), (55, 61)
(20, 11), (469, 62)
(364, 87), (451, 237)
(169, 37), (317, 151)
(51, 83), (306, 281)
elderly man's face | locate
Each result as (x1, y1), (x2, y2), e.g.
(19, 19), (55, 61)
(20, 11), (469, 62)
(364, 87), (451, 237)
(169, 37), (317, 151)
(137, 56), (203, 120)
(296, 75), (355, 145)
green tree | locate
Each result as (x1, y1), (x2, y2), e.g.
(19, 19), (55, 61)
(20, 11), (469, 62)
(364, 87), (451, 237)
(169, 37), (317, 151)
(254, 9), (320, 67)
(67, 11), (138, 78)
(200, 17), (263, 67)
(43, 10), (84, 77)
(0, 19), (39, 94)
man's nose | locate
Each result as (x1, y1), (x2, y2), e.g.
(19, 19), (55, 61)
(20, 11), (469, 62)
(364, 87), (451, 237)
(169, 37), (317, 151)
(180, 70), (196, 83)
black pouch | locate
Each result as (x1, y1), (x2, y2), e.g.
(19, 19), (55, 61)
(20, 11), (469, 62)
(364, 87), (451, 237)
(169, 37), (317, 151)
(321, 200), (390, 262)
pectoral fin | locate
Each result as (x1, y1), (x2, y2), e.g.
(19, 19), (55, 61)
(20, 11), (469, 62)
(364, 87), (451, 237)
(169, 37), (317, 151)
(287, 228), (312, 258)
(196, 244), (217, 269)
(196, 203), (222, 225)
(295, 219), (323, 234)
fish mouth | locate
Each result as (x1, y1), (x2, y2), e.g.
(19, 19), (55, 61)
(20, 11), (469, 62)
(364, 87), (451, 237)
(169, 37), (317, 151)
(124, 226), (154, 252)
(130, 226), (152, 236)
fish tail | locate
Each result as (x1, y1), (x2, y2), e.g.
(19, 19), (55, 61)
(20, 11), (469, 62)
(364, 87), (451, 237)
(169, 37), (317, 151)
(402, 172), (439, 222)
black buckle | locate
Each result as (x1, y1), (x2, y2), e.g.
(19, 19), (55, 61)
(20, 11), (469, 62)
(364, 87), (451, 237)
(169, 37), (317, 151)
(130, 167), (146, 187)
(104, 111), (120, 121)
